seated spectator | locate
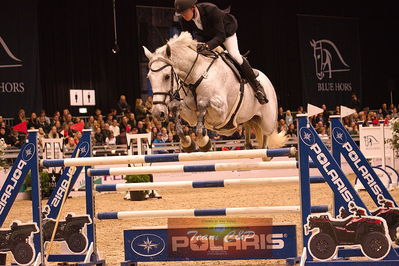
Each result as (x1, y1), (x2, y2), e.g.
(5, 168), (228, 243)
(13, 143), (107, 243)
(102, 123), (111, 139)
(0, 127), (11, 146)
(39, 110), (51, 125)
(160, 127), (168, 142)
(37, 127), (46, 147)
(285, 110), (293, 126)
(27, 113), (39, 129)
(94, 127), (105, 145)
(151, 127), (159, 141)
(278, 119), (287, 133)
(152, 132), (168, 154)
(105, 131), (117, 146)
(119, 116), (131, 135)
(85, 116), (96, 130)
(117, 95), (131, 115)
(277, 107), (285, 121)
(37, 115), (51, 133)
(127, 112), (136, 128)
(109, 119), (120, 137)
(48, 126), (60, 139)
(8, 129), (23, 148)
(74, 131), (82, 144)
(145, 96), (153, 115)
(134, 98), (148, 121)
(350, 94), (361, 112)
(94, 108), (102, 120)
(318, 127), (328, 139)
(65, 137), (77, 152)
(286, 123), (296, 137)
(137, 120), (146, 134)
(14, 108), (27, 125)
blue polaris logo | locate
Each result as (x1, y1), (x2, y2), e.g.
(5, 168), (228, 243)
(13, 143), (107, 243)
(131, 234), (165, 257)
(22, 143), (35, 161)
(78, 142), (90, 157)
(299, 128), (315, 146)
(332, 127), (347, 145)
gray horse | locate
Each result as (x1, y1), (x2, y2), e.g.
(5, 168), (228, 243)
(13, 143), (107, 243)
(144, 32), (286, 154)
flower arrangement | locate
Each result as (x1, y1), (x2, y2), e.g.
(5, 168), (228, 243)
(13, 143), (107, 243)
(386, 118), (399, 156)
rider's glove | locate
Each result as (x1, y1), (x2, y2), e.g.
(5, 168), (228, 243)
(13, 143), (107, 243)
(197, 43), (209, 53)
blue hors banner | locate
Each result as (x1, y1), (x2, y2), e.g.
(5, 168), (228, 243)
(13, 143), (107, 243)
(298, 15), (361, 108)
(0, 0), (42, 117)
(124, 224), (297, 262)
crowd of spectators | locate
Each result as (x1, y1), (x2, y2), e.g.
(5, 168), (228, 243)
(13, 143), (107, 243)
(1, 93), (399, 154)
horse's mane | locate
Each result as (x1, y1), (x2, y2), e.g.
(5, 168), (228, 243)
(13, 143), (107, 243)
(155, 31), (197, 55)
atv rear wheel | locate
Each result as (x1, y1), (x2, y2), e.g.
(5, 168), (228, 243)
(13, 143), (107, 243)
(361, 231), (390, 259)
(12, 242), (34, 265)
(309, 232), (336, 260)
(66, 232), (87, 253)
(388, 222), (399, 242)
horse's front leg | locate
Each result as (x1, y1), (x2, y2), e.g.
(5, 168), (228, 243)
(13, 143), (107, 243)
(169, 100), (196, 153)
(195, 100), (212, 152)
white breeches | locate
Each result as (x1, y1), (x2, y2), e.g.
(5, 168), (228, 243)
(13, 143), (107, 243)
(223, 33), (243, 65)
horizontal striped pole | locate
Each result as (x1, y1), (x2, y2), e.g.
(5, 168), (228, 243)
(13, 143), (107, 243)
(41, 147), (296, 168)
(95, 176), (325, 192)
(97, 205), (329, 220)
(88, 160), (314, 176)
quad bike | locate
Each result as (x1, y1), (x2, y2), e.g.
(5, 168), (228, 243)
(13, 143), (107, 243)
(42, 214), (91, 253)
(0, 221), (38, 265)
(304, 202), (390, 260)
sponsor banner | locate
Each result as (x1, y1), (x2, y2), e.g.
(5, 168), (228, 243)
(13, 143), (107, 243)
(359, 124), (384, 159)
(124, 218), (297, 262)
(0, 0), (42, 117)
(298, 15), (361, 107)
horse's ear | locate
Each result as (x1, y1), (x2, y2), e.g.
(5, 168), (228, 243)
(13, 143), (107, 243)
(143, 46), (153, 60)
(166, 44), (171, 58)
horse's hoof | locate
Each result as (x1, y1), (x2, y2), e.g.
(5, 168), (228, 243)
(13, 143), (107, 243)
(181, 138), (197, 153)
(198, 138), (212, 152)
(262, 156), (273, 162)
(245, 143), (254, 150)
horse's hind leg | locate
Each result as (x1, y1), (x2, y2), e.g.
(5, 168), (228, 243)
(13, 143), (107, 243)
(195, 101), (212, 152)
(243, 122), (253, 149)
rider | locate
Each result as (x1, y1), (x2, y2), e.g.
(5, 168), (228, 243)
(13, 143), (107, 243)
(174, 0), (268, 105)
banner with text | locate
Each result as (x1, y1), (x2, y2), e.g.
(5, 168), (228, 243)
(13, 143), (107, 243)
(298, 15), (361, 108)
(0, 0), (42, 118)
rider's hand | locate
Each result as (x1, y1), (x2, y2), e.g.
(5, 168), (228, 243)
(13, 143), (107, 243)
(197, 43), (209, 53)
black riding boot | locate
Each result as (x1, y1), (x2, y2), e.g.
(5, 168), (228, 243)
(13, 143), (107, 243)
(240, 57), (268, 104)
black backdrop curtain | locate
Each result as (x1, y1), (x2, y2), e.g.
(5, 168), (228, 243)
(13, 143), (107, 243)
(38, 0), (140, 115)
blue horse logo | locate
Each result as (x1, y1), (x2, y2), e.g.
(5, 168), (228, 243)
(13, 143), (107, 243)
(363, 135), (379, 147)
(0, 36), (23, 68)
(310, 39), (350, 80)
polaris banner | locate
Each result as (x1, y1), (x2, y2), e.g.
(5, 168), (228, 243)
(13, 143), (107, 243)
(0, 0), (42, 117)
(298, 15), (361, 107)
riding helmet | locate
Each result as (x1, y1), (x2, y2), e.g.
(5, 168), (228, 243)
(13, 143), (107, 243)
(174, 0), (197, 14)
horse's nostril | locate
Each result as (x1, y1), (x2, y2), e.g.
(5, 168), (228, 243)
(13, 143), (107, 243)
(160, 112), (165, 118)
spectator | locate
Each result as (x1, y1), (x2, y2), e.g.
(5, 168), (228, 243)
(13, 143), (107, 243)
(381, 103), (389, 118)
(285, 110), (293, 126)
(39, 110), (51, 125)
(27, 113), (39, 129)
(117, 95), (131, 115)
(318, 127), (328, 140)
(278, 119), (287, 133)
(74, 131), (82, 144)
(37, 127), (46, 147)
(392, 107), (398, 118)
(152, 132), (168, 154)
(321, 104), (330, 124)
(0, 127), (11, 146)
(61, 109), (71, 123)
(102, 123), (112, 139)
(105, 131), (117, 146)
(151, 127), (159, 141)
(134, 98), (148, 121)
(48, 126), (60, 139)
(65, 137), (77, 152)
(119, 116), (131, 135)
(145, 96), (153, 115)
(14, 108), (26, 125)
(160, 127), (168, 142)
(109, 119), (120, 137)
(277, 107), (285, 121)
(137, 120), (147, 134)
(94, 127), (105, 145)
(37, 115), (51, 133)
(127, 112), (137, 128)
(8, 129), (23, 148)
(94, 108), (102, 120)
(286, 123), (296, 137)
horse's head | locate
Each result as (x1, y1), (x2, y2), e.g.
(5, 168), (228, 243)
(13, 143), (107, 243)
(310, 39), (324, 80)
(143, 32), (198, 121)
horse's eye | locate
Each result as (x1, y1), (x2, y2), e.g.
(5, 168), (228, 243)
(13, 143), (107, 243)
(165, 74), (170, 80)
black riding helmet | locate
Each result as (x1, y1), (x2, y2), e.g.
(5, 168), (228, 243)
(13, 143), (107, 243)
(175, 0), (197, 14)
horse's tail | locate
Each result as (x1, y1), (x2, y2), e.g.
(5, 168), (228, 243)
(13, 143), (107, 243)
(266, 131), (288, 149)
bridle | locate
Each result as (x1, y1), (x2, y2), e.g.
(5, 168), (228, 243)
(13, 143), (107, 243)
(148, 48), (218, 107)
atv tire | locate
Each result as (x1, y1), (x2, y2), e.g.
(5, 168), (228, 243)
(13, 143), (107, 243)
(361, 231), (390, 259)
(12, 242), (34, 265)
(388, 222), (399, 242)
(66, 232), (87, 253)
(309, 232), (336, 260)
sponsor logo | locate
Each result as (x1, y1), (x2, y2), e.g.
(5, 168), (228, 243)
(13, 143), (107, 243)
(310, 39), (350, 80)
(77, 142), (90, 157)
(0, 36), (23, 68)
(363, 135), (379, 147)
(131, 234), (166, 257)
(332, 127), (347, 145)
(299, 127), (316, 146)
(301, 128), (354, 202)
(0, 160), (27, 215)
(22, 143), (35, 161)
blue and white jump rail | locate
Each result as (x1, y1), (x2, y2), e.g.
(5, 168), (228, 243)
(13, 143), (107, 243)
(88, 160), (314, 176)
(96, 176), (325, 192)
(97, 205), (329, 220)
(41, 147), (296, 167)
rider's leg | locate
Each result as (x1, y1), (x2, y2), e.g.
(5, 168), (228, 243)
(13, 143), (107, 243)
(223, 34), (268, 105)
